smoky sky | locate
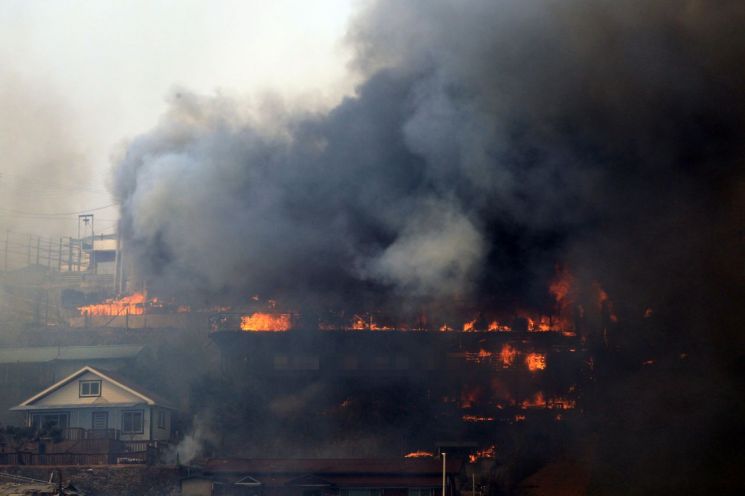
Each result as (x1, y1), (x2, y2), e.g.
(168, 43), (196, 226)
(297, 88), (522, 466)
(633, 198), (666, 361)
(0, 71), (95, 238)
(113, 0), (745, 329)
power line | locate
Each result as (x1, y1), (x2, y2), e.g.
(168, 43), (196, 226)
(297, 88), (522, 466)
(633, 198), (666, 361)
(0, 203), (117, 218)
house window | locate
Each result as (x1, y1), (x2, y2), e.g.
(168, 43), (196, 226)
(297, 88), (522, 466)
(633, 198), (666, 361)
(372, 355), (390, 369)
(342, 355), (358, 370)
(294, 355), (319, 370)
(92, 411), (108, 430)
(158, 410), (166, 429)
(273, 354), (289, 370)
(121, 410), (144, 434)
(31, 412), (69, 430)
(79, 380), (102, 397)
(394, 355), (409, 370)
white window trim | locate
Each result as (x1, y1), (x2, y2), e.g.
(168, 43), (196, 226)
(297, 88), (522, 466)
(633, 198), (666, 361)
(121, 410), (144, 434)
(79, 380), (102, 397)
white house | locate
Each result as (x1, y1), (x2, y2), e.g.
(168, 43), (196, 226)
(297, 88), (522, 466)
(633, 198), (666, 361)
(10, 365), (175, 442)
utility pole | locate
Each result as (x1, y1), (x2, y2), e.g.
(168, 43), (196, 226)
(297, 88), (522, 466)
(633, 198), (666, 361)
(4, 230), (8, 271)
(442, 452), (447, 496)
(78, 214), (94, 272)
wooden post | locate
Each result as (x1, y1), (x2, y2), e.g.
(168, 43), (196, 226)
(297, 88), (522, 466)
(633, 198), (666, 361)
(68, 237), (73, 272)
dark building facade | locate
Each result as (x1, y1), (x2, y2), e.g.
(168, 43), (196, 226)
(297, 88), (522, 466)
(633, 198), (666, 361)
(209, 329), (589, 456)
(182, 458), (464, 496)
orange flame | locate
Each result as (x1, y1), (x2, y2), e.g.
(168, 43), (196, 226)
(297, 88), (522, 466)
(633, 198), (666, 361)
(404, 451), (434, 458)
(525, 352), (546, 372)
(499, 344), (518, 368)
(488, 320), (511, 332)
(520, 392), (576, 409)
(240, 313), (292, 332)
(350, 314), (394, 330)
(78, 292), (146, 316)
(460, 387), (482, 409)
(468, 445), (497, 463)
(462, 415), (495, 423)
(463, 319), (477, 332)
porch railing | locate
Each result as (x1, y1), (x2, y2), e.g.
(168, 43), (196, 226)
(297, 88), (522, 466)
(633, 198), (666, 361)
(61, 428), (120, 441)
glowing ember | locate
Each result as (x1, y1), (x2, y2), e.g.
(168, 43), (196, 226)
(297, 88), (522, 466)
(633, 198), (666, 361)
(349, 314), (394, 330)
(460, 387), (481, 409)
(463, 319), (477, 332)
(351, 315), (368, 330)
(488, 320), (511, 332)
(525, 352), (547, 372)
(464, 349), (493, 364)
(240, 313), (292, 332)
(468, 445), (497, 463)
(439, 324), (453, 332)
(499, 344), (518, 368)
(549, 398), (576, 409)
(521, 392), (546, 408)
(549, 266), (573, 305)
(78, 292), (146, 316)
(462, 415), (495, 423)
(404, 451), (434, 458)
(515, 312), (567, 332)
(520, 392), (576, 409)
(532, 315), (552, 332)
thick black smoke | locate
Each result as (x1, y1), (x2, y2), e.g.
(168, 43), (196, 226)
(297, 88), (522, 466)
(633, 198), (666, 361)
(113, 0), (745, 332)
(113, 2), (745, 490)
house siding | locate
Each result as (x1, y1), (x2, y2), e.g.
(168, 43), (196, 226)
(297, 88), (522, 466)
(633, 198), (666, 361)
(25, 406), (154, 441)
(33, 371), (142, 407)
(16, 367), (174, 442)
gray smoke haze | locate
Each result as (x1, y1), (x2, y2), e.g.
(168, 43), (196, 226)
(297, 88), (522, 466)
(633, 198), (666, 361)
(113, 0), (745, 333)
(0, 71), (96, 238)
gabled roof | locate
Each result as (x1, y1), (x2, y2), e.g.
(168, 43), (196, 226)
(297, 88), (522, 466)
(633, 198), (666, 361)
(11, 365), (175, 411)
(234, 475), (262, 486)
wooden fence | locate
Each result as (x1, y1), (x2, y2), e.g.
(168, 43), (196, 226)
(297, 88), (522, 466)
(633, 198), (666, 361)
(0, 447), (156, 466)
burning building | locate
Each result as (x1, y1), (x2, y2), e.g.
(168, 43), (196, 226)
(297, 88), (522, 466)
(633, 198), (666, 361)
(62, 0), (745, 492)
